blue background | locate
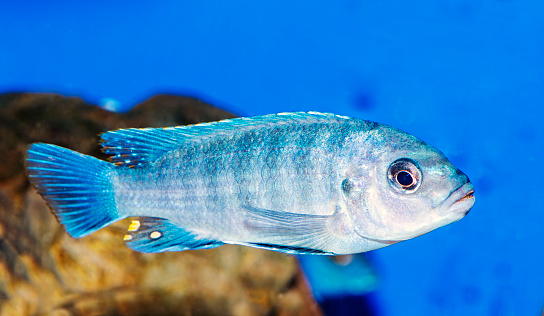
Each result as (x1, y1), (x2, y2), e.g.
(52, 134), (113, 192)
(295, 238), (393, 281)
(1, 1), (543, 315)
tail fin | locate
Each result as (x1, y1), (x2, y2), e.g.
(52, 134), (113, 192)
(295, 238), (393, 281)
(26, 143), (122, 238)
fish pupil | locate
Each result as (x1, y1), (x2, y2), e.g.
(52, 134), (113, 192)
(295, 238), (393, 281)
(396, 171), (413, 186)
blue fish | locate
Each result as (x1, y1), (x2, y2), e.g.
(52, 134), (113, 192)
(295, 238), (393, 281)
(26, 112), (474, 255)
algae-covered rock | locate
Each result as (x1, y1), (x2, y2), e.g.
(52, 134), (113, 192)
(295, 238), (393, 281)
(0, 93), (322, 316)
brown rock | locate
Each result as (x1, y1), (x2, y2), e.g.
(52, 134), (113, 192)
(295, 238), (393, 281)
(0, 93), (322, 316)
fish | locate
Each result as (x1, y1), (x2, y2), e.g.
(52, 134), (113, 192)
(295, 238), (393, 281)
(25, 112), (475, 255)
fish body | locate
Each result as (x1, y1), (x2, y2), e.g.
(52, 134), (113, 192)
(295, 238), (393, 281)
(26, 112), (475, 255)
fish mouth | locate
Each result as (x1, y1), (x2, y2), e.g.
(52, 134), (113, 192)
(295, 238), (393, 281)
(458, 190), (475, 202)
(438, 182), (475, 216)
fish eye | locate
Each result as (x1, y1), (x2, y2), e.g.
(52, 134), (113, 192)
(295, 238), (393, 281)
(387, 158), (421, 194)
(396, 171), (414, 186)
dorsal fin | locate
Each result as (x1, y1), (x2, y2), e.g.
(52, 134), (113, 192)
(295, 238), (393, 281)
(100, 112), (353, 168)
(100, 127), (186, 168)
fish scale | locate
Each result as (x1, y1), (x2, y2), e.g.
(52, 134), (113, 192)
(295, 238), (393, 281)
(114, 122), (348, 239)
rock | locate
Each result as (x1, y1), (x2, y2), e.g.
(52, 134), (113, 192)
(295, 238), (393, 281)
(0, 93), (322, 316)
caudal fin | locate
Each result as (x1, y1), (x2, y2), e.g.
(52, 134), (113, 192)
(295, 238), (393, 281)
(26, 143), (122, 238)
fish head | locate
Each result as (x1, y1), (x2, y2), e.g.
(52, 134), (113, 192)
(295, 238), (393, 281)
(343, 125), (475, 243)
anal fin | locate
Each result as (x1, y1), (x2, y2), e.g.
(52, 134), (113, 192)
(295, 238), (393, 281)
(124, 217), (222, 253)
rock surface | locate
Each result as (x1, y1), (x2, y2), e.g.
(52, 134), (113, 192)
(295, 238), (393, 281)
(0, 93), (322, 316)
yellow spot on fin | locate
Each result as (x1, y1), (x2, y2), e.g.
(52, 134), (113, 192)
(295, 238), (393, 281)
(128, 220), (140, 232)
(123, 235), (133, 241)
(150, 231), (162, 239)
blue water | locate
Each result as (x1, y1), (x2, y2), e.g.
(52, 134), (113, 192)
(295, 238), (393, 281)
(1, 1), (543, 315)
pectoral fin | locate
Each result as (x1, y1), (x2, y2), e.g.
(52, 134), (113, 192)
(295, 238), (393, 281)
(237, 205), (337, 255)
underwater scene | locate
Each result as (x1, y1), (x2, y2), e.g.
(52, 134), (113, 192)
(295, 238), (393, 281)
(0, 1), (543, 316)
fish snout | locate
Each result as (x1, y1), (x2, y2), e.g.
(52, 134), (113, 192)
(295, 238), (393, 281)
(436, 181), (475, 216)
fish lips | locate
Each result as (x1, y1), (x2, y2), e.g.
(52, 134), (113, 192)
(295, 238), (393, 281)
(437, 182), (475, 216)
